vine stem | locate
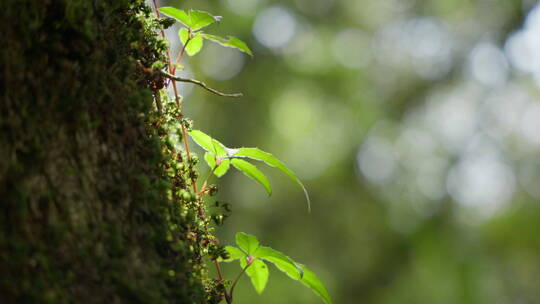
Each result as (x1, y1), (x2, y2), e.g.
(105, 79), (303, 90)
(199, 164), (218, 196)
(172, 40), (188, 75)
(151, 0), (226, 295)
(160, 70), (243, 98)
(227, 260), (252, 303)
(167, 37), (188, 86)
(151, 0), (196, 194)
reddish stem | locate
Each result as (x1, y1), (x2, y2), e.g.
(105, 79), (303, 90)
(151, 0), (197, 193)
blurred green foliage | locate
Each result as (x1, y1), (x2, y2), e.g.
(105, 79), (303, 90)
(161, 0), (540, 303)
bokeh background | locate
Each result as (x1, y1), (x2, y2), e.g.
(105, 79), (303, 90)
(157, 0), (540, 303)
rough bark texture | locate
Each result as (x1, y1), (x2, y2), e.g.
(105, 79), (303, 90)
(0, 1), (209, 303)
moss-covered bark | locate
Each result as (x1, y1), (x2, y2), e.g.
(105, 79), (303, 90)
(0, 1), (212, 303)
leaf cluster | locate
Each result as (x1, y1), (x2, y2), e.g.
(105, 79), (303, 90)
(189, 130), (311, 211)
(159, 7), (252, 57)
(223, 233), (332, 304)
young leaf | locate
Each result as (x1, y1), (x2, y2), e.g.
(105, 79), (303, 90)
(222, 245), (245, 262)
(235, 232), (260, 254)
(188, 130), (227, 156)
(159, 8), (218, 30)
(231, 159), (272, 196)
(179, 28), (189, 43)
(226, 37), (253, 57)
(159, 7), (190, 28)
(202, 34), (253, 57)
(254, 246), (303, 280)
(235, 148), (310, 210)
(240, 258), (269, 294)
(188, 10), (219, 30)
(179, 28), (204, 56)
(230, 233), (332, 303)
(299, 265), (333, 304)
(204, 153), (230, 177)
(256, 247), (333, 303)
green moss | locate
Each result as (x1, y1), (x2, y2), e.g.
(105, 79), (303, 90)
(0, 0), (215, 302)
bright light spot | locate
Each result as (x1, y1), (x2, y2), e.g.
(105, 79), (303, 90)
(525, 2), (540, 32)
(447, 154), (515, 212)
(426, 87), (479, 152)
(406, 18), (448, 59)
(505, 3), (540, 75)
(225, 0), (264, 16)
(331, 29), (371, 69)
(519, 102), (540, 146)
(200, 43), (245, 80)
(374, 17), (453, 79)
(253, 6), (296, 49)
(358, 137), (398, 184)
(505, 31), (537, 73)
(469, 42), (509, 86)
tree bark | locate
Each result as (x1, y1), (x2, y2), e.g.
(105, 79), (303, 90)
(0, 1), (207, 302)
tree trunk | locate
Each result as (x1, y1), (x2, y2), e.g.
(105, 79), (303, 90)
(0, 1), (209, 302)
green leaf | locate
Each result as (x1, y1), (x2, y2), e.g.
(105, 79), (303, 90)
(186, 34), (204, 56)
(254, 246), (303, 280)
(299, 265), (332, 304)
(240, 258), (269, 294)
(159, 7), (190, 27)
(179, 27), (189, 42)
(188, 10), (219, 30)
(231, 159), (272, 196)
(235, 232), (260, 254)
(229, 233), (332, 303)
(202, 34), (253, 57)
(204, 153), (230, 177)
(235, 148), (310, 210)
(222, 246), (245, 262)
(179, 29), (204, 56)
(159, 8), (218, 30)
(226, 37), (253, 56)
(188, 130), (227, 156)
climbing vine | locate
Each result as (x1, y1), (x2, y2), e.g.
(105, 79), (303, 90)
(144, 3), (331, 303)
